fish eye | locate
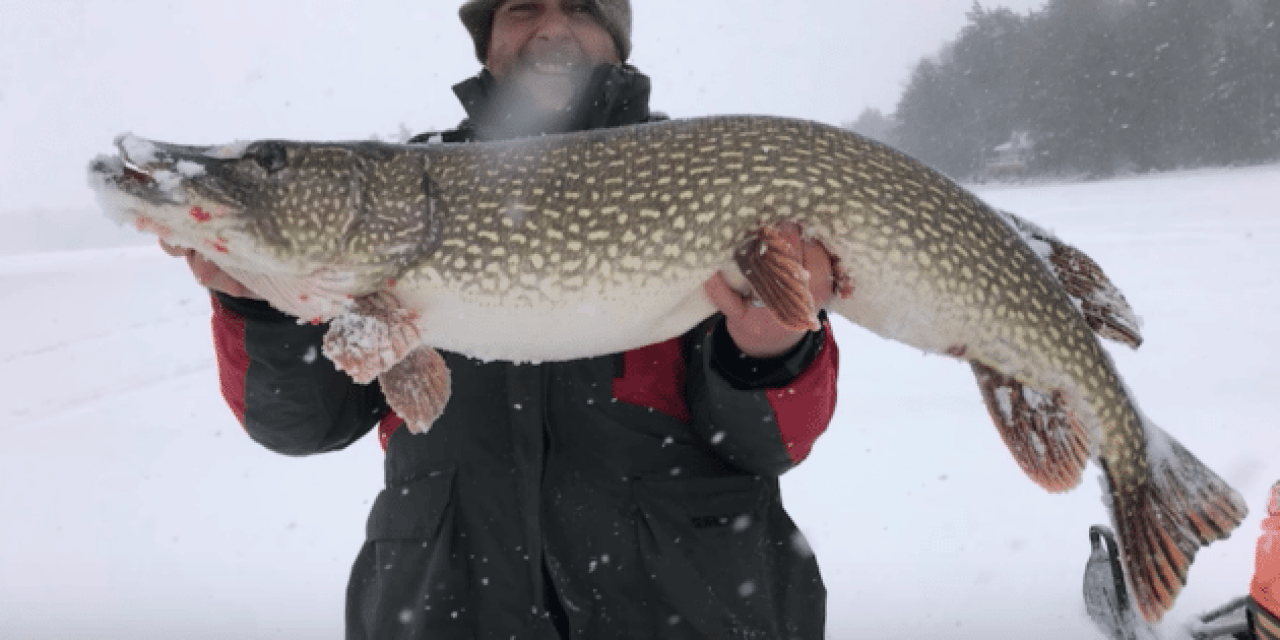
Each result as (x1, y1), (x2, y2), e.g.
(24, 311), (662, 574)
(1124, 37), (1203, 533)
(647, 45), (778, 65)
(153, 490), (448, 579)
(250, 142), (289, 174)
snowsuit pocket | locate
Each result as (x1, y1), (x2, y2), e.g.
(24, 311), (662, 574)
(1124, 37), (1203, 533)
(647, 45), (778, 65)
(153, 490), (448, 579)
(348, 464), (466, 639)
(632, 474), (824, 640)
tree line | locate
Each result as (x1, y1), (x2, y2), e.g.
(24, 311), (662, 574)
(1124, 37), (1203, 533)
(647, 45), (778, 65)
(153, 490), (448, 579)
(849, 0), (1280, 180)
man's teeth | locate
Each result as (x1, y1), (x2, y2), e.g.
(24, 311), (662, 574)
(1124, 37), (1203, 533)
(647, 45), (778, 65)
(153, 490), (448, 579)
(532, 62), (573, 74)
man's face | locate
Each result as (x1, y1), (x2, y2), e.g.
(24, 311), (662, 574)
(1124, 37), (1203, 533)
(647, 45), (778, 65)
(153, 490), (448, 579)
(487, 0), (620, 109)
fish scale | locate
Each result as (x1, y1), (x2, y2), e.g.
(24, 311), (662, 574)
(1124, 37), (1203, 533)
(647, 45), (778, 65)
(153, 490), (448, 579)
(87, 114), (1246, 623)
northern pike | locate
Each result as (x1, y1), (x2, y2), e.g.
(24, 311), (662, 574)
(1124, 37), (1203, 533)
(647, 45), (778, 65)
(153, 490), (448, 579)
(88, 115), (1246, 622)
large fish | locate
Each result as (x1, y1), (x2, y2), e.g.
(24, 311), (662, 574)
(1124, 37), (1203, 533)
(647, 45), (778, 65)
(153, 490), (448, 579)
(88, 115), (1245, 622)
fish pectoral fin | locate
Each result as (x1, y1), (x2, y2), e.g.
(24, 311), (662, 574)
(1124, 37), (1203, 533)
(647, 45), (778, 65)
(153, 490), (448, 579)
(379, 347), (451, 435)
(971, 362), (1090, 493)
(734, 225), (820, 331)
(1104, 425), (1249, 623)
(321, 292), (421, 384)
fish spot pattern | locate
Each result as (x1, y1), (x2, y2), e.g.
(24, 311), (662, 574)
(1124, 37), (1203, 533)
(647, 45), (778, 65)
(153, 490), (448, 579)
(236, 118), (1149, 485)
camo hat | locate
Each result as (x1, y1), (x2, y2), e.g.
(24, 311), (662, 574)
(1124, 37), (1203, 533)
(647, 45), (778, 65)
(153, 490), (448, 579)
(460, 0), (632, 64)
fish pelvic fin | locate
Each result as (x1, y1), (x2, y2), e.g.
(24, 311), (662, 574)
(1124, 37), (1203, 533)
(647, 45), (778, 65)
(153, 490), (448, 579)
(1102, 426), (1248, 623)
(971, 362), (1090, 493)
(380, 347), (451, 435)
(321, 292), (422, 384)
(735, 225), (820, 332)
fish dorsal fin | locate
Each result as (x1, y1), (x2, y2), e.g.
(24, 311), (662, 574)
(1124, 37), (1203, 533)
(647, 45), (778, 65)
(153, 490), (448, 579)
(997, 209), (1144, 348)
(734, 225), (821, 332)
(380, 347), (451, 434)
(321, 291), (423, 384)
(1048, 240), (1143, 348)
(971, 361), (1090, 493)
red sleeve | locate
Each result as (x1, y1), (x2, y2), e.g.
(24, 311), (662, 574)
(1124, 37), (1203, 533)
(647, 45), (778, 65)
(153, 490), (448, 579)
(684, 315), (841, 476)
(210, 293), (249, 425)
(765, 322), (839, 464)
(206, 292), (386, 455)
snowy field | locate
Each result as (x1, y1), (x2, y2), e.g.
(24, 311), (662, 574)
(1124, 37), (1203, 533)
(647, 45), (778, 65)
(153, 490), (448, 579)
(1, 164), (1277, 639)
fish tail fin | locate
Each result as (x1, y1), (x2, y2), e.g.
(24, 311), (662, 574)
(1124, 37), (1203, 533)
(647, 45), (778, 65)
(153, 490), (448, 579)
(971, 362), (1090, 493)
(1103, 424), (1248, 623)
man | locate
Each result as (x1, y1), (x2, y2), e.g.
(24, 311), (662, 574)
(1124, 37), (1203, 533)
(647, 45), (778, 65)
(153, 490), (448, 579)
(163, 1), (841, 638)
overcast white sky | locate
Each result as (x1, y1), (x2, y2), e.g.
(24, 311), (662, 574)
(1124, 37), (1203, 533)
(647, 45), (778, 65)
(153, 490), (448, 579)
(0, 0), (1048, 214)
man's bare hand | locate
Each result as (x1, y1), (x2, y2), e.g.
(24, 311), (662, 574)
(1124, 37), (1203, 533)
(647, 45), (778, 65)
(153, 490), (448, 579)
(159, 240), (263, 300)
(703, 225), (837, 359)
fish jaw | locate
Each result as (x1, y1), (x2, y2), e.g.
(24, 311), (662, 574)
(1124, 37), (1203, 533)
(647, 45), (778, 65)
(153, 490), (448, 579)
(88, 134), (254, 255)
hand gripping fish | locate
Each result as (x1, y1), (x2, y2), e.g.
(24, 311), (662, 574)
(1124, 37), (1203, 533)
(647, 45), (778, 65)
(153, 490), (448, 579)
(88, 115), (1245, 622)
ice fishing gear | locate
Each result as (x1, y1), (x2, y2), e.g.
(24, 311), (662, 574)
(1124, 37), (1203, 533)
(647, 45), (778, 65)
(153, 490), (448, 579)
(1085, 525), (1155, 640)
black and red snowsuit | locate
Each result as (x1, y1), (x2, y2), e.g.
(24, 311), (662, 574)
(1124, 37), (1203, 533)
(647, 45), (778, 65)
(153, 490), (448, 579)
(210, 65), (840, 640)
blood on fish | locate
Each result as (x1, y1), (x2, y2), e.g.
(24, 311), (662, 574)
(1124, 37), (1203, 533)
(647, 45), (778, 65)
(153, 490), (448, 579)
(946, 345), (968, 358)
(189, 206), (212, 223)
(205, 239), (229, 254)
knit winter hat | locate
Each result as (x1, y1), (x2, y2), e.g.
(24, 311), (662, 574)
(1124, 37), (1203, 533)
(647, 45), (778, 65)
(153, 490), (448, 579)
(459, 0), (632, 64)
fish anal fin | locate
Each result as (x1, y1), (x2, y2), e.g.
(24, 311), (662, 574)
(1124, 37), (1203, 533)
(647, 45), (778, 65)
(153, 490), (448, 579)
(735, 225), (819, 332)
(380, 347), (451, 434)
(971, 361), (1090, 493)
(322, 292), (421, 384)
(1101, 428), (1249, 623)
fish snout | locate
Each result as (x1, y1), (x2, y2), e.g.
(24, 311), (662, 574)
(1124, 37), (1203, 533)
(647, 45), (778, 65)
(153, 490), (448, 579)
(114, 134), (217, 177)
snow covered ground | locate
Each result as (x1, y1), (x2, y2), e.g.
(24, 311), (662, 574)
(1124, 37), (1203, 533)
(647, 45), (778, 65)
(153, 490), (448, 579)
(1, 164), (1277, 638)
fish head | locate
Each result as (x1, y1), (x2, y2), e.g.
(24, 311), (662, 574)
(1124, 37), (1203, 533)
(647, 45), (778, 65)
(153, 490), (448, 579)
(88, 135), (440, 281)
(90, 135), (321, 263)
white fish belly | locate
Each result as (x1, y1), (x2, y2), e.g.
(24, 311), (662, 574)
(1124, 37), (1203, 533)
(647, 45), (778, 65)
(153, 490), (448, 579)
(401, 284), (720, 363)
(830, 253), (973, 355)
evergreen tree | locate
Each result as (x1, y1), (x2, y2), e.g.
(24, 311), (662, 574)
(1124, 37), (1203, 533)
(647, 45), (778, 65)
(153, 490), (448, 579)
(894, 4), (1031, 178)
(843, 107), (899, 146)
(883, 0), (1277, 179)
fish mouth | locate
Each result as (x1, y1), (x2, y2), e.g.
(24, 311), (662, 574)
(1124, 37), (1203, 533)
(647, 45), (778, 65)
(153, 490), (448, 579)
(89, 134), (230, 205)
(112, 151), (160, 194)
(87, 152), (169, 205)
(121, 162), (155, 187)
